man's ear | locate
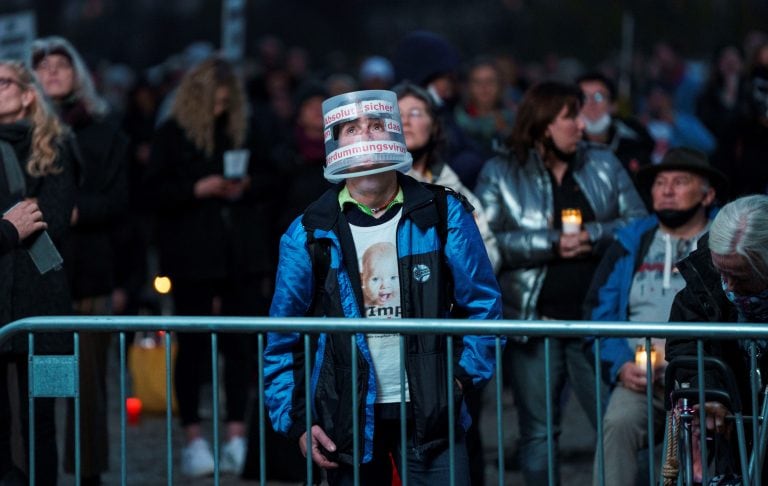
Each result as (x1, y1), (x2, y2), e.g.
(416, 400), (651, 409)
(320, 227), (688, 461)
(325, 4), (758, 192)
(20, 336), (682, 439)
(702, 186), (716, 207)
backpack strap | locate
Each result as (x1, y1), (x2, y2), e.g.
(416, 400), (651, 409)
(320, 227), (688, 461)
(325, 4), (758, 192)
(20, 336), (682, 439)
(421, 183), (471, 317)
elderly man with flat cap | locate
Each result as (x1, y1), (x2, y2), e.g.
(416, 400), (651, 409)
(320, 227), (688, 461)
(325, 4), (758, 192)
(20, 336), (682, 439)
(583, 147), (728, 486)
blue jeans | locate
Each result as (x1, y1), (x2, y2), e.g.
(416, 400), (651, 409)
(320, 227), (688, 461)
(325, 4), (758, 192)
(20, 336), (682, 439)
(507, 338), (607, 485)
(327, 417), (470, 486)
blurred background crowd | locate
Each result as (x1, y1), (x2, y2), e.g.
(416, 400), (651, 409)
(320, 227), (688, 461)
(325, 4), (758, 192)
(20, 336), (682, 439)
(2, 1), (768, 484)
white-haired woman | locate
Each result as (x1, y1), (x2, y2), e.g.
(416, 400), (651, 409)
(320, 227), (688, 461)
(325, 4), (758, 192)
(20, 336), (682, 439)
(667, 195), (768, 481)
(0, 59), (76, 486)
(145, 56), (273, 477)
(30, 36), (129, 485)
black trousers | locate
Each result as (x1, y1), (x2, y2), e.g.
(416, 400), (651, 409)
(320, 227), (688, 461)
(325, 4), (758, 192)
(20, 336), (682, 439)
(172, 277), (264, 426)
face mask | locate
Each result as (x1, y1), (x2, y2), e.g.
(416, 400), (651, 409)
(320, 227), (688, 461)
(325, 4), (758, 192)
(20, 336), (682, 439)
(656, 203), (702, 229)
(583, 113), (612, 135)
(722, 277), (768, 322)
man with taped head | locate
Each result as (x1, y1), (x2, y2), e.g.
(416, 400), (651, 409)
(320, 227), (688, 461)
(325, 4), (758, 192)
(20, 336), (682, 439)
(264, 89), (502, 485)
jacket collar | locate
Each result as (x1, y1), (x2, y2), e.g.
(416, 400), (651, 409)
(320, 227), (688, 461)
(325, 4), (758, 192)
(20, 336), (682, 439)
(525, 142), (589, 172)
(676, 233), (736, 322)
(302, 172), (437, 232)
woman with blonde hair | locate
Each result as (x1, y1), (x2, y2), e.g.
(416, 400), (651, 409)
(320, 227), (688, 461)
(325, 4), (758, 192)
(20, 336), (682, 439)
(0, 60), (76, 485)
(145, 55), (273, 477)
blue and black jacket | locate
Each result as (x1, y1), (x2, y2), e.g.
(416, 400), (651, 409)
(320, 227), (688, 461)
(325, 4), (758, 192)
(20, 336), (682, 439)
(264, 173), (502, 464)
(584, 210), (717, 385)
(583, 215), (660, 385)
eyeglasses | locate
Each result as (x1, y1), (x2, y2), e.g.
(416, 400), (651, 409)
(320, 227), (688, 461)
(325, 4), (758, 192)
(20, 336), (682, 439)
(583, 92), (608, 104)
(402, 108), (426, 120)
(0, 77), (22, 90)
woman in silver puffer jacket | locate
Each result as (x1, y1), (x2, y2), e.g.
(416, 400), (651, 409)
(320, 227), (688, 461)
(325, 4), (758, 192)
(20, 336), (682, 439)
(475, 81), (647, 485)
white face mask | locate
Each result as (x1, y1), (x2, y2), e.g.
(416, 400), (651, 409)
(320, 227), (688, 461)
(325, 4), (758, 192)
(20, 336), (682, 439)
(583, 113), (612, 135)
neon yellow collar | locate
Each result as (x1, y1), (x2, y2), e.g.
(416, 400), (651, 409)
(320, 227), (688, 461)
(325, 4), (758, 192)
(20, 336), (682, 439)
(338, 185), (403, 217)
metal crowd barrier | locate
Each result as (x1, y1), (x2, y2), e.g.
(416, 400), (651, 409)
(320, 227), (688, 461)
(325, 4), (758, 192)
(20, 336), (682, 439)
(1, 316), (765, 486)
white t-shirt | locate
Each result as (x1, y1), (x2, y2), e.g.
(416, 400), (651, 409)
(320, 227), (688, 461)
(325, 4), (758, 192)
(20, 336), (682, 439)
(628, 226), (707, 364)
(349, 210), (409, 403)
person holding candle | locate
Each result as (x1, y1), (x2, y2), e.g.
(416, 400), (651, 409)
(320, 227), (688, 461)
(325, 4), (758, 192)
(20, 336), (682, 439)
(583, 147), (726, 485)
(475, 81), (647, 485)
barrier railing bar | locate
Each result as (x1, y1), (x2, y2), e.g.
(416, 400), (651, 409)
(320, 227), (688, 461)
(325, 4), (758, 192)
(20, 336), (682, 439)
(304, 334), (313, 486)
(697, 340), (708, 486)
(119, 332), (127, 485)
(211, 331), (220, 485)
(594, 337), (604, 486)
(750, 341), (760, 486)
(545, 337), (554, 486)
(399, 334), (408, 486)
(257, 333), (266, 485)
(645, 336), (654, 486)
(495, 336), (504, 486)
(28, 333), (35, 486)
(76, 331), (81, 485)
(447, 335), (456, 486)
(351, 333), (360, 486)
(164, 331), (173, 486)
(7, 316), (768, 340)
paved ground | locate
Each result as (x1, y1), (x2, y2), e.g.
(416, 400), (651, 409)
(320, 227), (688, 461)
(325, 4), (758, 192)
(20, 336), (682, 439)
(51, 342), (596, 485)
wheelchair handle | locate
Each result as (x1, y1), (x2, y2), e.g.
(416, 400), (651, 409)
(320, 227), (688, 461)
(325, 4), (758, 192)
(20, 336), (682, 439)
(664, 356), (742, 413)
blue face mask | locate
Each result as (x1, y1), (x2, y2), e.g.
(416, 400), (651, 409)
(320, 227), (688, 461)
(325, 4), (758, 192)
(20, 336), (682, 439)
(722, 278), (768, 322)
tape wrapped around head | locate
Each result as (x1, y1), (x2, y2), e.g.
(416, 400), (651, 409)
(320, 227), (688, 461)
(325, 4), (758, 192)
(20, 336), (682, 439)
(322, 89), (412, 182)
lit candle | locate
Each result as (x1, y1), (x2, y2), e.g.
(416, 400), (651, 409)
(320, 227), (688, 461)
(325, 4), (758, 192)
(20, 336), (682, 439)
(635, 344), (658, 369)
(126, 397), (143, 424)
(561, 209), (582, 235)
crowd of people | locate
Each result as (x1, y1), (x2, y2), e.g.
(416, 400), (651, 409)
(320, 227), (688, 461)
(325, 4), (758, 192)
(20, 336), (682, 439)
(1, 27), (768, 485)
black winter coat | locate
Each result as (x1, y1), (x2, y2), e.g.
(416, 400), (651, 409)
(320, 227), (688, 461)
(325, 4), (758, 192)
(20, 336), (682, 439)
(60, 105), (130, 299)
(666, 235), (766, 413)
(145, 118), (274, 281)
(0, 122), (76, 354)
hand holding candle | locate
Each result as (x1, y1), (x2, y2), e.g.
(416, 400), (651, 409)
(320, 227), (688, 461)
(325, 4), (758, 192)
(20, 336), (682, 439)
(635, 344), (658, 369)
(561, 208), (582, 235)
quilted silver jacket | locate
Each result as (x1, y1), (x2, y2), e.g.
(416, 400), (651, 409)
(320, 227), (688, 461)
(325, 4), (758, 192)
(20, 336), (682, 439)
(475, 143), (647, 320)
(407, 161), (501, 273)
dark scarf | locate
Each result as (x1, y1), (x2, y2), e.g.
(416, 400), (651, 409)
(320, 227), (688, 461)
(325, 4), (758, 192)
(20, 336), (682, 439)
(0, 121), (33, 195)
(0, 120), (33, 147)
(543, 137), (577, 165)
(57, 97), (93, 129)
